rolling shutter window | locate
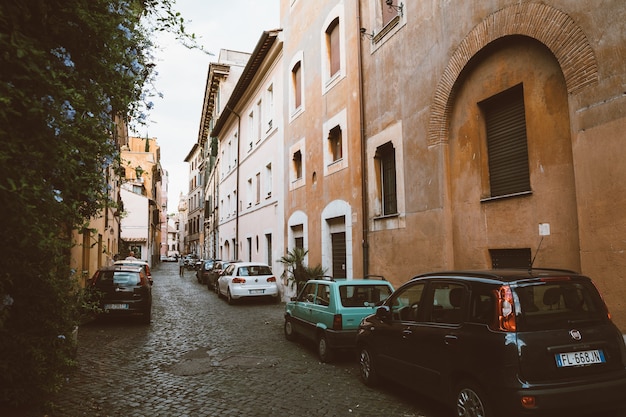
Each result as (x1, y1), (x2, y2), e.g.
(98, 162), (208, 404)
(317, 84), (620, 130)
(482, 84), (531, 197)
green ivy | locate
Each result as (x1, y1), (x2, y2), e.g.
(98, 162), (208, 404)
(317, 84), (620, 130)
(0, 0), (201, 411)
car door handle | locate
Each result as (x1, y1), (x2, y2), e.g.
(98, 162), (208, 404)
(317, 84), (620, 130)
(444, 334), (458, 345)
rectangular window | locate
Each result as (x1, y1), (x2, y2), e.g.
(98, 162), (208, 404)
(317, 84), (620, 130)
(265, 163), (272, 197)
(255, 172), (261, 204)
(326, 18), (340, 77)
(266, 233), (272, 266)
(328, 126), (342, 162)
(376, 142), (397, 215)
(292, 62), (302, 110)
(267, 84), (274, 131)
(293, 150), (303, 179)
(248, 111), (254, 150)
(256, 99), (262, 142)
(481, 84), (530, 198)
(246, 178), (253, 207)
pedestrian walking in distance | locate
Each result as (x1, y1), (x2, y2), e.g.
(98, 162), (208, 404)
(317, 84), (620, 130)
(178, 256), (184, 277)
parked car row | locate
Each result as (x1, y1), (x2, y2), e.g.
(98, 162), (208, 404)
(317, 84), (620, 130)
(281, 268), (626, 417)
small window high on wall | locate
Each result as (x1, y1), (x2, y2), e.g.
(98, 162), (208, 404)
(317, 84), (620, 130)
(326, 18), (340, 78)
(376, 142), (397, 215)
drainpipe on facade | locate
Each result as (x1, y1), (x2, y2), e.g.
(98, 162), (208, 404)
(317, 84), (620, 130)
(356, 2), (369, 277)
(227, 105), (241, 261)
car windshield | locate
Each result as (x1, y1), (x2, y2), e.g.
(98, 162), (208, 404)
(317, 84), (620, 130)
(515, 279), (607, 331)
(339, 284), (393, 307)
(238, 265), (272, 276)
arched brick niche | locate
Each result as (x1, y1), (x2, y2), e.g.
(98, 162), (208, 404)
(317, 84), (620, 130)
(428, 3), (598, 146)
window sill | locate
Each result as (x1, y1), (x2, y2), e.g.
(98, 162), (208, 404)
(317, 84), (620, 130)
(480, 190), (532, 203)
(373, 212), (399, 221)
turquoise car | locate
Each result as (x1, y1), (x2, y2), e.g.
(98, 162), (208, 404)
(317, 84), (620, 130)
(284, 277), (394, 362)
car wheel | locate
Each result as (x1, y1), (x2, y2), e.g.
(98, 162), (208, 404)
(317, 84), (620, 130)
(455, 381), (489, 417)
(358, 346), (378, 386)
(284, 318), (298, 341)
(317, 333), (334, 363)
(227, 289), (236, 305)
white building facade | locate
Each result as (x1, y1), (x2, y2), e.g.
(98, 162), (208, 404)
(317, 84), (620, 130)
(210, 30), (286, 297)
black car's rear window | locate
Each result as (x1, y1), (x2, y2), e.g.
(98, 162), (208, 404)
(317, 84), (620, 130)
(339, 285), (393, 307)
(98, 271), (141, 286)
(515, 279), (607, 331)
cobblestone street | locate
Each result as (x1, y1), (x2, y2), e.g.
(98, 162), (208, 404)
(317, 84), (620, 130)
(48, 262), (447, 417)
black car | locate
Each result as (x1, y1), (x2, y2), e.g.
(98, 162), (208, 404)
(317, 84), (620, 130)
(90, 265), (152, 324)
(356, 268), (626, 417)
(196, 259), (216, 285)
(208, 260), (234, 292)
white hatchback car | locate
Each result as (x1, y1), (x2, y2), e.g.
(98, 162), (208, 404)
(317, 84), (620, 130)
(217, 262), (279, 304)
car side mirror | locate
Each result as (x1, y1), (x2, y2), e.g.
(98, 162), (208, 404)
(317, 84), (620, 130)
(375, 305), (391, 320)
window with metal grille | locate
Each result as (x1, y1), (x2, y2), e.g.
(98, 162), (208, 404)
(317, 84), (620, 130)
(376, 142), (397, 215)
(489, 248), (531, 269)
(481, 84), (531, 198)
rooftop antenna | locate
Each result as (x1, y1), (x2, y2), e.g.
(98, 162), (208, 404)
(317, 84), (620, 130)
(530, 223), (550, 272)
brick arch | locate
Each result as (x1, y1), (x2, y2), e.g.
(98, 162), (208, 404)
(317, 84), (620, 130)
(427, 3), (598, 146)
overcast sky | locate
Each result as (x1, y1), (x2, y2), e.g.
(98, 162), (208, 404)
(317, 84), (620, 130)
(136, 0), (280, 212)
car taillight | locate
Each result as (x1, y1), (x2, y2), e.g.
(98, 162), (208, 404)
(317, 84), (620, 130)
(493, 285), (516, 331)
(232, 277), (246, 284)
(267, 276), (276, 282)
(521, 396), (536, 409)
(332, 314), (343, 330)
(139, 273), (149, 286)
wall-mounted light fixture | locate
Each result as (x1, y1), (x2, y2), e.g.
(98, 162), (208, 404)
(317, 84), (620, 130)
(360, 27), (375, 40)
(386, 0), (404, 17)
(135, 165), (144, 178)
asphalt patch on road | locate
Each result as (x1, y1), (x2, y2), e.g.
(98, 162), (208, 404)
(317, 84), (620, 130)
(167, 347), (279, 376)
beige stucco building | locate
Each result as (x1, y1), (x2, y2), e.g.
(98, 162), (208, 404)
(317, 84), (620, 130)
(281, 0), (367, 280)
(357, 1), (626, 330)
(69, 118), (127, 285)
(120, 136), (164, 266)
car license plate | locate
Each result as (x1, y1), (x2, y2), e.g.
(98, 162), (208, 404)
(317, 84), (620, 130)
(555, 349), (605, 367)
(104, 303), (129, 310)
(249, 289), (264, 295)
